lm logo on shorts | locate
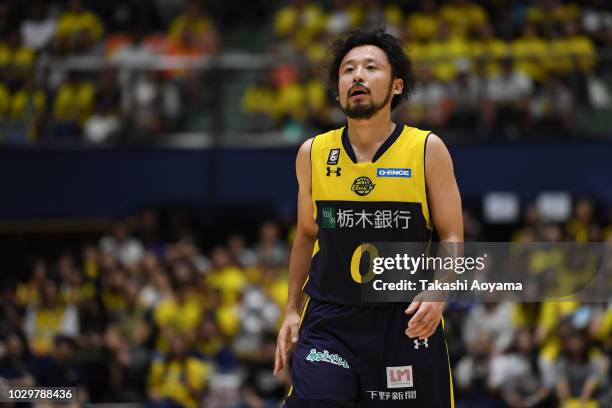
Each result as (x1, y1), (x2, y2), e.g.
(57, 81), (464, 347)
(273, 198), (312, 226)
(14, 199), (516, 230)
(386, 366), (414, 388)
(376, 168), (412, 178)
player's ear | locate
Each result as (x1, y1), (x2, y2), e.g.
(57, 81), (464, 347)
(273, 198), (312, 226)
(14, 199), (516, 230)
(392, 78), (403, 95)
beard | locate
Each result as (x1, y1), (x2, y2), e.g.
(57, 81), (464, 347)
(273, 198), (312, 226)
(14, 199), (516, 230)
(341, 81), (393, 120)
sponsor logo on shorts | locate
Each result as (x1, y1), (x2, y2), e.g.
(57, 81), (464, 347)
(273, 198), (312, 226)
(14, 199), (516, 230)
(413, 338), (429, 349)
(351, 176), (375, 196)
(376, 168), (412, 178)
(366, 390), (417, 400)
(327, 148), (340, 165)
(306, 349), (350, 369)
(386, 366), (414, 388)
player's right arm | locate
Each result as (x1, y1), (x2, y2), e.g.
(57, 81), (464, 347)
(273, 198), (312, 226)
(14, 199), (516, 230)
(274, 137), (318, 376)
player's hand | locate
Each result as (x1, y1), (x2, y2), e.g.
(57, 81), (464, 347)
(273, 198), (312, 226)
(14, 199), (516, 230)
(274, 309), (301, 376)
(404, 293), (445, 339)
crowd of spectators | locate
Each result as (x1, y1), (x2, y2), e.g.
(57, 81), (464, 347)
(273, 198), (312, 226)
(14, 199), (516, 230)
(0, 0), (219, 145)
(242, 0), (612, 139)
(0, 199), (611, 406)
(1, 1), (612, 144)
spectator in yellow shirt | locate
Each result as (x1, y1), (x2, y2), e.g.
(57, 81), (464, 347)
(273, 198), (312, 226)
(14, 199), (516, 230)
(274, 0), (326, 50)
(549, 21), (597, 75)
(23, 279), (79, 356)
(206, 246), (247, 305)
(4, 77), (46, 144)
(439, 0), (488, 39)
(406, 0), (439, 42)
(55, 0), (103, 53)
(424, 24), (471, 82)
(148, 335), (213, 408)
(358, 0), (403, 37)
(242, 76), (278, 131)
(471, 24), (511, 78)
(303, 71), (333, 130)
(168, 1), (219, 55)
(15, 259), (47, 307)
(566, 198), (596, 243)
(527, 0), (581, 37)
(52, 72), (95, 139)
(154, 279), (203, 351)
(512, 24), (548, 83)
(0, 33), (35, 88)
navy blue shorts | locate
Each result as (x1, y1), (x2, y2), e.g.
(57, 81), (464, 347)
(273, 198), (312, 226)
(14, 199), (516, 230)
(284, 299), (453, 407)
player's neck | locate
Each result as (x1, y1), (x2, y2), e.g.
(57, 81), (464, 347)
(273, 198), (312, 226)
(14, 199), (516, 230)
(346, 111), (395, 150)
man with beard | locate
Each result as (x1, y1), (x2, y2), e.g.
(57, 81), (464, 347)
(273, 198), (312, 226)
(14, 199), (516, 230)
(274, 27), (463, 407)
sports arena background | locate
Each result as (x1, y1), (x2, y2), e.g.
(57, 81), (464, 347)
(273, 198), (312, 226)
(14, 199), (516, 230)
(0, 0), (611, 407)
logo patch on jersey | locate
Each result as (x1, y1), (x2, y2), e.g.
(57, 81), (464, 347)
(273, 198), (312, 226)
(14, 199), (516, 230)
(377, 168), (412, 178)
(327, 148), (340, 165)
(321, 207), (337, 228)
(386, 366), (414, 388)
(326, 166), (341, 177)
(351, 176), (375, 196)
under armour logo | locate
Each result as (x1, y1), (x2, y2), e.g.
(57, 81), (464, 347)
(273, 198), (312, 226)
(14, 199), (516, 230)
(413, 339), (428, 349)
(326, 166), (341, 177)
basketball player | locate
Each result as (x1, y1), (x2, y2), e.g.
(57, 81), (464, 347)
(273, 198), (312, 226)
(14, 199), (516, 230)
(274, 27), (463, 407)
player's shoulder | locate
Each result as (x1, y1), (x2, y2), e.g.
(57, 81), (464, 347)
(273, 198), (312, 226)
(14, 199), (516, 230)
(424, 132), (454, 170)
(402, 124), (432, 140)
(312, 127), (344, 148)
(299, 127), (344, 156)
(424, 132), (449, 155)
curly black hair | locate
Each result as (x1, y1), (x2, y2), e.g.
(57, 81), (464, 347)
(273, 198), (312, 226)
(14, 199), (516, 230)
(328, 27), (415, 111)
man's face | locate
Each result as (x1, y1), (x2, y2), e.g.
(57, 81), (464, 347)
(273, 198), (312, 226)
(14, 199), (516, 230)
(338, 45), (402, 120)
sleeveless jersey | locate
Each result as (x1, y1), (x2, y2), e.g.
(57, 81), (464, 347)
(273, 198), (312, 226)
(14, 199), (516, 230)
(304, 123), (433, 305)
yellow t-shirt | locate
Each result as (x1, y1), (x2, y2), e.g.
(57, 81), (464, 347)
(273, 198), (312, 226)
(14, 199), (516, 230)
(547, 35), (597, 75)
(242, 85), (276, 117)
(206, 267), (248, 304)
(471, 38), (511, 76)
(440, 3), (487, 38)
(424, 37), (471, 82)
(57, 11), (103, 41)
(0, 83), (11, 116)
(148, 357), (213, 408)
(10, 89), (46, 118)
(275, 83), (306, 120)
(407, 12), (439, 42)
(154, 295), (203, 334)
(168, 15), (214, 43)
(274, 3), (326, 48)
(0, 45), (35, 69)
(53, 81), (95, 123)
(512, 35), (548, 81)
(29, 307), (68, 355)
(304, 79), (327, 114)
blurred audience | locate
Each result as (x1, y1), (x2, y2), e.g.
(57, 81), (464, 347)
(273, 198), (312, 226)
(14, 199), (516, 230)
(257, 0), (612, 140)
(1, 199), (611, 406)
(0, 0), (611, 143)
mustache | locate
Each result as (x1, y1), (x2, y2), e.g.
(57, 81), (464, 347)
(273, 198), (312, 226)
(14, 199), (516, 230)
(348, 82), (370, 97)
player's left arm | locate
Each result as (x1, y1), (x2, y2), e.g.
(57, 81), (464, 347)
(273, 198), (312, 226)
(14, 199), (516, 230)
(405, 133), (463, 339)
